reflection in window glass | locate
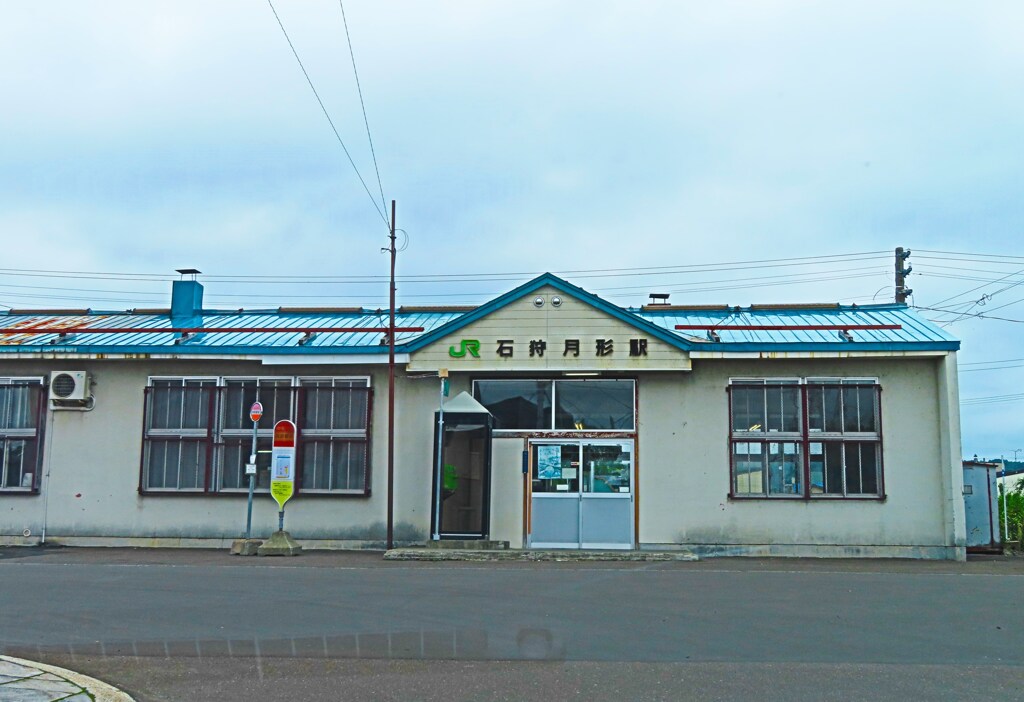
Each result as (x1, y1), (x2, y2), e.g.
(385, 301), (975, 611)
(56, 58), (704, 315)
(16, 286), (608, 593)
(219, 437), (272, 491)
(582, 443), (631, 493)
(809, 442), (844, 495)
(150, 379), (213, 431)
(145, 438), (206, 490)
(768, 442), (802, 495)
(1, 439), (37, 490)
(731, 387), (766, 432)
(555, 380), (634, 430)
(301, 380), (368, 432)
(532, 443), (579, 493)
(475, 381), (553, 430)
(0, 380), (42, 491)
(142, 377), (372, 494)
(733, 442), (765, 495)
(0, 383), (40, 430)
(301, 439), (367, 491)
(222, 379), (292, 431)
(846, 441), (879, 494)
(733, 379), (881, 499)
(838, 386), (878, 433)
(765, 386), (801, 433)
(733, 384), (799, 433)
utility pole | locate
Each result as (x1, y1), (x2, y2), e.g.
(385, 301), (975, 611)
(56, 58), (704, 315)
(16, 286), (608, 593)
(386, 200), (397, 551)
(895, 247), (912, 304)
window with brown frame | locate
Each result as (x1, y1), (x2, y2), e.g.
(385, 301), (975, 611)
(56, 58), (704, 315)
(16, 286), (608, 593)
(729, 378), (883, 499)
(0, 378), (45, 493)
(141, 377), (371, 495)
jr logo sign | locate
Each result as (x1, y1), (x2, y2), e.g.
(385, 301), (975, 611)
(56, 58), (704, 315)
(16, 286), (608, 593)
(449, 339), (481, 358)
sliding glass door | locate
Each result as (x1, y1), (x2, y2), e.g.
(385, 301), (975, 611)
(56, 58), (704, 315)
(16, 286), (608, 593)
(529, 440), (634, 549)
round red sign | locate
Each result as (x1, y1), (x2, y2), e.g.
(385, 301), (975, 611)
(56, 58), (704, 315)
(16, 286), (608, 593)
(273, 419), (297, 448)
(249, 401), (264, 423)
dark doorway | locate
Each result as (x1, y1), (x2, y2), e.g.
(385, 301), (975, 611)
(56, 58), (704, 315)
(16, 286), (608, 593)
(431, 411), (493, 539)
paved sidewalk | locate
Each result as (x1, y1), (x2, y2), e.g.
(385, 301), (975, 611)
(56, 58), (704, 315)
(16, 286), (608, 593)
(383, 547), (699, 561)
(0, 656), (134, 701)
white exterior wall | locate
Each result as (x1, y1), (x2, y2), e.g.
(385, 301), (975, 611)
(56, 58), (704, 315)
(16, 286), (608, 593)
(0, 359), (440, 547)
(636, 356), (964, 559)
(490, 437), (526, 546)
(0, 347), (965, 558)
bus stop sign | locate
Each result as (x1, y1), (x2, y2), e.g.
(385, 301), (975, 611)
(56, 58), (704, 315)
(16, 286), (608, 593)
(270, 420), (297, 510)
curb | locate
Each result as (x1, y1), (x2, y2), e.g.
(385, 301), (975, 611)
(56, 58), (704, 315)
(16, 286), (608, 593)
(383, 548), (699, 562)
(0, 655), (135, 701)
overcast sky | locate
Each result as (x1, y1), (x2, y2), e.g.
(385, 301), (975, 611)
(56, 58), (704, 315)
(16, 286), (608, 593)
(1, 1), (1022, 458)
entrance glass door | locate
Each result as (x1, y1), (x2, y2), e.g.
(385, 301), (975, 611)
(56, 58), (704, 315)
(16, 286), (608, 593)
(432, 414), (492, 539)
(529, 440), (633, 549)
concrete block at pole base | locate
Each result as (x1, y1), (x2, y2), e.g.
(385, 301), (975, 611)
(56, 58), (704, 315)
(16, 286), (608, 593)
(257, 530), (303, 557)
(230, 538), (263, 556)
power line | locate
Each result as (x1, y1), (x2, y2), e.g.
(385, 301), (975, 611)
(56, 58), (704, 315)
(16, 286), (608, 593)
(917, 249), (1024, 261)
(961, 392), (1024, 406)
(0, 265), (891, 305)
(926, 265), (1024, 309)
(961, 357), (1024, 366)
(0, 251), (891, 284)
(961, 364), (1024, 373)
(266, 0), (389, 229)
(339, 0), (386, 216)
(912, 306), (1024, 324)
(540, 265), (887, 295)
(21, 249), (1024, 307)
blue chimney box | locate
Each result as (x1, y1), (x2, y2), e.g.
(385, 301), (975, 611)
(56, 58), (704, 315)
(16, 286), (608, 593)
(171, 280), (204, 322)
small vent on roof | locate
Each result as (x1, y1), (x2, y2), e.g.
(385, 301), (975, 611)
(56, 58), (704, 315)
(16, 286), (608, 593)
(839, 329), (855, 342)
(648, 293), (670, 306)
(708, 329), (721, 342)
(297, 331), (318, 347)
(174, 331), (203, 346)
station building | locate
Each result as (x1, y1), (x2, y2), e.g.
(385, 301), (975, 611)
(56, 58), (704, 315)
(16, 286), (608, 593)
(0, 273), (966, 558)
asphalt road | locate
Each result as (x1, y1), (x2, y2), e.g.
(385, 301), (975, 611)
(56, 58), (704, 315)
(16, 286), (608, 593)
(1, 548), (1022, 701)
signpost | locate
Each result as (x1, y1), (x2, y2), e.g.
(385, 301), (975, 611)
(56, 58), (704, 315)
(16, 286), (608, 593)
(270, 419), (297, 532)
(432, 369), (449, 540)
(244, 401), (263, 541)
(254, 418), (303, 556)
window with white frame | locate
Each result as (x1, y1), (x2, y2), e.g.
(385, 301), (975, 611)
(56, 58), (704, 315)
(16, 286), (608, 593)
(141, 376), (371, 495)
(729, 378), (882, 499)
(0, 378), (45, 492)
(472, 379), (635, 431)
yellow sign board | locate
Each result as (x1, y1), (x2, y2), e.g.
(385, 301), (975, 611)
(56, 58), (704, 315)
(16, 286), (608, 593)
(271, 480), (294, 510)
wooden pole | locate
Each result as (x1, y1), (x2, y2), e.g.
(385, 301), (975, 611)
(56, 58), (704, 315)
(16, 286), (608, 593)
(386, 200), (397, 550)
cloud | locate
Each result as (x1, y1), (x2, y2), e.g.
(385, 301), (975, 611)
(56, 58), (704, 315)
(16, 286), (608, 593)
(1, 1), (1023, 452)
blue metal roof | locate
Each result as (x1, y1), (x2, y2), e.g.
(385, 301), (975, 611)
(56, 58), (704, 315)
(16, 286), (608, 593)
(0, 274), (958, 356)
(634, 302), (959, 352)
(0, 309), (464, 355)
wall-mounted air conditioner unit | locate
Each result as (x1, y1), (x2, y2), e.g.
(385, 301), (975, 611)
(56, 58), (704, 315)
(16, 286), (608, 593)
(49, 371), (90, 403)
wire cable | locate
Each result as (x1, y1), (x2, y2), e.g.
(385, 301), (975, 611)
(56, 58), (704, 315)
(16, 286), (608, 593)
(0, 251), (889, 284)
(266, 0), (389, 228)
(960, 357), (1024, 366)
(339, 0), (387, 217)
(917, 252), (1024, 264)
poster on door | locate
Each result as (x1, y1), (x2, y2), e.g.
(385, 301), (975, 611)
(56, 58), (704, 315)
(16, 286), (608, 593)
(537, 445), (562, 479)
